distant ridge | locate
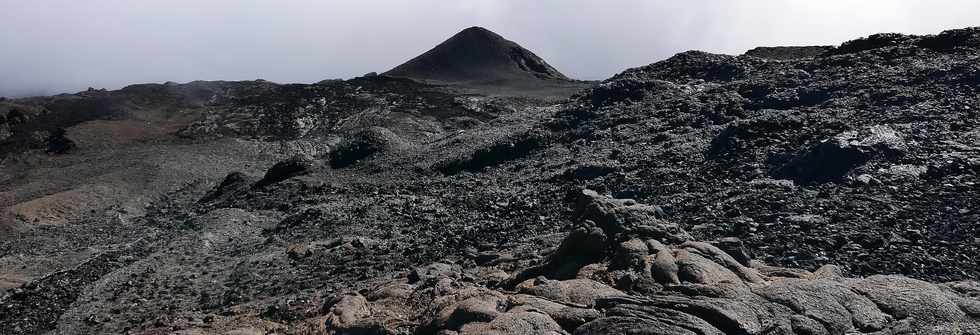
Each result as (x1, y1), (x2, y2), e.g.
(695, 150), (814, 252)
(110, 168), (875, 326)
(384, 27), (569, 85)
(744, 45), (834, 60)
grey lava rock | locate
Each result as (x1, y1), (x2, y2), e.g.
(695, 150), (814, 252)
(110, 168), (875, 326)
(45, 128), (76, 154)
(329, 127), (406, 169)
(776, 125), (907, 183)
(254, 156), (318, 188)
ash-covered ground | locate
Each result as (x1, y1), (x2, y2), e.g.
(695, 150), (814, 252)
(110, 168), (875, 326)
(1, 27), (979, 334)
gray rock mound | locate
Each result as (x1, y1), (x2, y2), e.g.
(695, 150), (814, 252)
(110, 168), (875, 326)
(776, 125), (907, 183)
(329, 127), (407, 169)
(255, 156), (320, 188)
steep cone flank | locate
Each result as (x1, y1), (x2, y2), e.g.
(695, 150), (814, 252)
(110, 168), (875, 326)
(384, 27), (569, 84)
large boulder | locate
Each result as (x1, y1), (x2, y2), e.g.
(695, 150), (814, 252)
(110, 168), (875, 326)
(200, 171), (253, 203)
(329, 127), (405, 168)
(45, 128), (76, 154)
(507, 191), (690, 286)
(422, 286), (509, 332)
(506, 295), (601, 331)
(322, 293), (385, 335)
(776, 125), (907, 183)
(254, 156), (318, 188)
(576, 189), (690, 243)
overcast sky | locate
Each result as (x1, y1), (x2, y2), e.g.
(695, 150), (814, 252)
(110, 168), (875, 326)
(2, 0), (978, 97)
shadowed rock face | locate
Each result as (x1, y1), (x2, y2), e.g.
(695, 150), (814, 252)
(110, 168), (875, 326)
(384, 26), (569, 85)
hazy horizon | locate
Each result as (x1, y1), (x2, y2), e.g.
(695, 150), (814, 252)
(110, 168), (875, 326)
(2, 0), (979, 98)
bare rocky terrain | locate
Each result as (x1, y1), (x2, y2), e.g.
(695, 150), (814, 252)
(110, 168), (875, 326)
(1, 26), (979, 334)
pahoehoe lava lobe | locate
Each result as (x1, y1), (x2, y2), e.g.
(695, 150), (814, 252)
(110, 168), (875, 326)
(384, 26), (569, 85)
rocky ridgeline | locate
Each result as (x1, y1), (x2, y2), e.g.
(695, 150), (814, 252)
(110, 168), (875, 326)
(316, 191), (980, 334)
(176, 76), (517, 142)
(0, 76), (521, 160)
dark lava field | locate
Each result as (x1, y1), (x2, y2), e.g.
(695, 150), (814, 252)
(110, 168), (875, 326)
(1, 26), (980, 334)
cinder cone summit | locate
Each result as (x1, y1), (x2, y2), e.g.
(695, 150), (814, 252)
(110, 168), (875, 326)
(384, 26), (569, 85)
